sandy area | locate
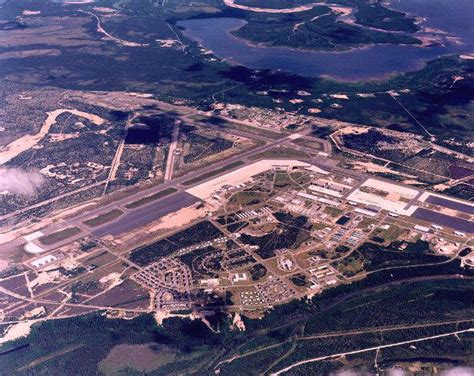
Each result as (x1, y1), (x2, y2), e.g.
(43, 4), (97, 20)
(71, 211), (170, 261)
(48, 133), (79, 142)
(0, 231), (17, 244)
(432, 183), (451, 191)
(69, 91), (161, 111)
(93, 7), (116, 13)
(224, 0), (321, 13)
(0, 321), (37, 345)
(156, 39), (180, 48)
(363, 178), (419, 199)
(224, 0), (354, 21)
(22, 307), (46, 320)
(336, 126), (369, 136)
(28, 270), (62, 289)
(64, 0), (95, 4)
(329, 6), (352, 17)
(306, 165), (329, 175)
(352, 161), (416, 178)
(0, 259), (9, 271)
(24, 242), (45, 254)
(22, 10), (41, 16)
(147, 204), (207, 233)
(154, 311), (195, 326)
(289, 99), (304, 104)
(0, 49), (61, 60)
(0, 108), (105, 165)
(402, 179), (426, 186)
(231, 313), (246, 331)
(330, 94), (349, 100)
(54, 201), (98, 220)
(154, 311), (172, 325)
(99, 272), (123, 289)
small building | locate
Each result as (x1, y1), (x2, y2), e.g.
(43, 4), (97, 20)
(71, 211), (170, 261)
(414, 225), (430, 233)
(31, 254), (57, 268)
(232, 273), (248, 283)
(354, 208), (377, 217)
(278, 257), (294, 271)
(366, 205), (381, 213)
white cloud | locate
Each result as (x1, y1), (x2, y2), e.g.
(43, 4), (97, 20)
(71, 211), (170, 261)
(332, 370), (367, 376)
(0, 167), (45, 196)
(441, 367), (474, 376)
(389, 369), (406, 376)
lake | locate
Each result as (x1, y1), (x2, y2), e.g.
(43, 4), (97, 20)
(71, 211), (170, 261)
(177, 0), (473, 81)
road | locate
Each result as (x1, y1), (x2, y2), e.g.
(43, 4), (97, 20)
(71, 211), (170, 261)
(272, 328), (473, 375)
(214, 318), (474, 370)
(102, 112), (137, 195)
(223, 0), (326, 14)
(80, 11), (148, 47)
(0, 286), (152, 315)
(92, 191), (198, 237)
(164, 119), (181, 181)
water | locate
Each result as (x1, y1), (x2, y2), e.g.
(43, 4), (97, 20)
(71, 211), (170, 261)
(389, 0), (473, 37)
(178, 0), (473, 81)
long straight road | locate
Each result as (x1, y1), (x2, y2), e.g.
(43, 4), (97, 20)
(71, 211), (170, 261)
(272, 328), (473, 375)
(164, 119), (181, 181)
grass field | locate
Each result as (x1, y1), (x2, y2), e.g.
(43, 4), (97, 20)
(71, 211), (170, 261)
(249, 147), (310, 161)
(38, 227), (81, 246)
(182, 161), (245, 186)
(125, 188), (178, 209)
(83, 209), (123, 228)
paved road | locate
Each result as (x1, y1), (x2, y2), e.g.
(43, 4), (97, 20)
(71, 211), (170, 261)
(272, 328), (474, 375)
(92, 192), (198, 237)
(412, 207), (474, 233)
(164, 119), (181, 181)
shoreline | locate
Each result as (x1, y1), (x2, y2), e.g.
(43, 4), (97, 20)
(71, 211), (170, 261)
(179, 17), (468, 82)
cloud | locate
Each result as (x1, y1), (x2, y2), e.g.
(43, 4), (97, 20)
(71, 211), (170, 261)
(0, 167), (45, 196)
(441, 367), (474, 376)
(332, 370), (367, 376)
(328, 366), (473, 376)
(389, 369), (406, 376)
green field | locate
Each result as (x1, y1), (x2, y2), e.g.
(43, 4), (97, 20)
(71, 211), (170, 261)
(182, 161), (245, 186)
(83, 209), (123, 228)
(249, 147), (310, 161)
(124, 188), (178, 209)
(38, 227), (81, 246)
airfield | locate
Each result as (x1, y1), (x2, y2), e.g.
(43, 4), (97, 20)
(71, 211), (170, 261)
(0, 100), (473, 338)
(0, 0), (472, 373)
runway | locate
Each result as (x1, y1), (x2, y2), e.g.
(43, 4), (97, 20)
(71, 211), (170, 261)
(92, 192), (199, 237)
